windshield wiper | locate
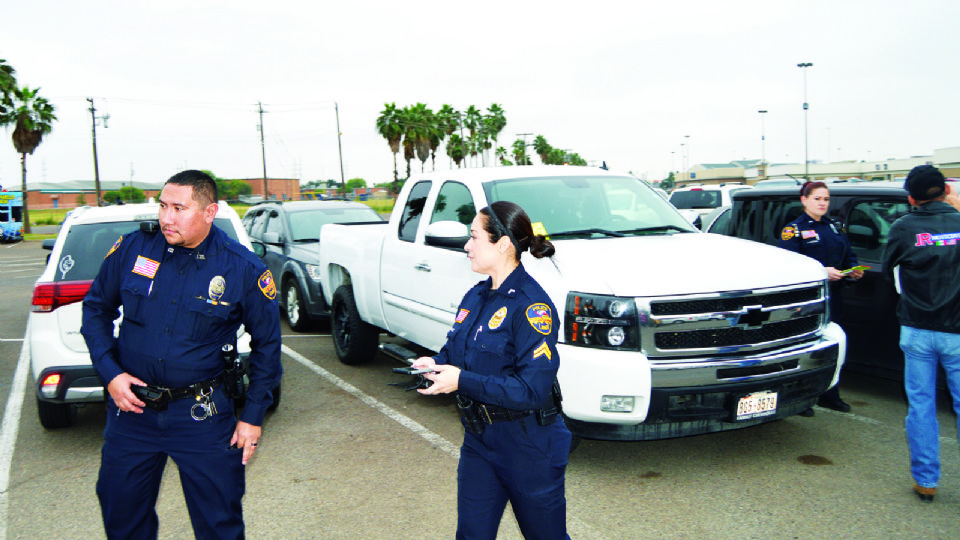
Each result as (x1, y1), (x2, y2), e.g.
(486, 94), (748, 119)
(293, 238), (319, 243)
(549, 228), (625, 238)
(620, 225), (692, 235)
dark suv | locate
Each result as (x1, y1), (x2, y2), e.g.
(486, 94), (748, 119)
(717, 181), (913, 380)
(242, 200), (384, 331)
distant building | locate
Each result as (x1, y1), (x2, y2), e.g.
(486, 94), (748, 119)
(673, 146), (960, 188)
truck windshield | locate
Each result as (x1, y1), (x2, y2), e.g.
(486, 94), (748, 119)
(483, 175), (696, 238)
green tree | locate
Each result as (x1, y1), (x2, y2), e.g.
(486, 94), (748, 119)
(485, 104), (507, 166)
(463, 105), (482, 167)
(9, 85), (56, 234)
(103, 186), (146, 204)
(661, 172), (676, 192)
(345, 178), (366, 191)
(532, 135), (552, 165)
(511, 139), (531, 166)
(447, 133), (465, 168)
(0, 58), (16, 124)
(75, 193), (87, 207)
(376, 103), (404, 185)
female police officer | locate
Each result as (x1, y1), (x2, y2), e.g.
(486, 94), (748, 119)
(779, 180), (863, 413)
(413, 201), (571, 540)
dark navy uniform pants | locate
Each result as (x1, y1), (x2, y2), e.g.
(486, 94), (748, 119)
(97, 388), (245, 540)
(456, 415), (572, 540)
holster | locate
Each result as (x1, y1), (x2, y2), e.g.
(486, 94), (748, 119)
(456, 394), (485, 436)
(535, 381), (564, 426)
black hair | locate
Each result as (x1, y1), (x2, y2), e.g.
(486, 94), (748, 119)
(165, 170), (218, 206)
(800, 180), (829, 198)
(479, 201), (555, 262)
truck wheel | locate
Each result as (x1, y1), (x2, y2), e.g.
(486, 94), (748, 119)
(37, 398), (76, 429)
(284, 279), (310, 332)
(332, 285), (379, 365)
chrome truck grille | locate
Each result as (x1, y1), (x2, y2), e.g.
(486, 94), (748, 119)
(638, 282), (827, 359)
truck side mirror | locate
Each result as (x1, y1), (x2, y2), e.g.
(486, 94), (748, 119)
(424, 221), (470, 251)
(250, 240), (267, 258)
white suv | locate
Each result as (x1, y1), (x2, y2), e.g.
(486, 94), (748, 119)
(669, 183), (754, 217)
(29, 202), (276, 429)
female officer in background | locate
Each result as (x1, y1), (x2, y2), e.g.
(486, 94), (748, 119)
(779, 180), (863, 413)
(413, 201), (571, 540)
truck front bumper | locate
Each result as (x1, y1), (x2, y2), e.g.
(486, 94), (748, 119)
(561, 332), (842, 441)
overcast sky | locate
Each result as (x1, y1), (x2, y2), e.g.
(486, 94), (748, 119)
(2, 0), (957, 189)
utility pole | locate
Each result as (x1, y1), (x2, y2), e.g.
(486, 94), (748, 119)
(258, 101), (268, 199)
(797, 62), (814, 181)
(87, 98), (108, 206)
(335, 102), (345, 188)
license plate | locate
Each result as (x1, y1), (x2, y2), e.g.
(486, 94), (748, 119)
(735, 391), (778, 421)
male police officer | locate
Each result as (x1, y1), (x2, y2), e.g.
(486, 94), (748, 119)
(882, 165), (960, 503)
(81, 170), (282, 538)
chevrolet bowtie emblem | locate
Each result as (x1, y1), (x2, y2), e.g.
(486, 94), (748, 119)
(736, 307), (770, 328)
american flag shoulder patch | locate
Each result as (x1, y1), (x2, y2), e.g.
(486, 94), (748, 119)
(132, 255), (160, 278)
(456, 309), (470, 323)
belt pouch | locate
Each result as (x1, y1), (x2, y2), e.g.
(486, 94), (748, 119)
(131, 385), (169, 412)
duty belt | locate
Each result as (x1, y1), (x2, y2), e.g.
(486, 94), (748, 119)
(159, 374), (224, 400)
(132, 374), (225, 412)
(477, 402), (531, 424)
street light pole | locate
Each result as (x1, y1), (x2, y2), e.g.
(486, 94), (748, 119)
(797, 62), (813, 181)
(335, 102), (345, 189)
(758, 110), (768, 165)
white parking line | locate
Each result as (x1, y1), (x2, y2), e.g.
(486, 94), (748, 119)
(0, 321), (30, 540)
(280, 344), (461, 459)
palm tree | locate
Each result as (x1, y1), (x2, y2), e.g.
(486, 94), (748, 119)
(485, 104), (507, 166)
(9, 86), (57, 234)
(447, 134), (465, 168)
(496, 146), (510, 166)
(512, 139), (531, 166)
(376, 103), (403, 186)
(533, 135), (552, 165)
(464, 105), (482, 167)
(0, 59), (16, 121)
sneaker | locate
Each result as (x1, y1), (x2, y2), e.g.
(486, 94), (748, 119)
(817, 396), (851, 413)
(913, 484), (936, 502)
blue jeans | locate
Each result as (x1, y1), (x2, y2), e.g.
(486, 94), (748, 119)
(900, 326), (960, 488)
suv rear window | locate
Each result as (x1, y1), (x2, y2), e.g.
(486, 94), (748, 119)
(54, 219), (240, 282)
(670, 190), (721, 210)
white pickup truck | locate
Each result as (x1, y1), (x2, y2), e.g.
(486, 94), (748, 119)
(318, 166), (845, 440)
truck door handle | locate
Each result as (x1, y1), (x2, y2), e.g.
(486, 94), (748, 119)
(414, 262), (431, 272)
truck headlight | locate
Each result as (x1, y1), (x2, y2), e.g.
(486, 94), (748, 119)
(565, 292), (639, 350)
(306, 263), (322, 281)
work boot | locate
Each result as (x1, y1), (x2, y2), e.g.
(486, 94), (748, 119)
(817, 396), (851, 413)
(913, 484), (936, 503)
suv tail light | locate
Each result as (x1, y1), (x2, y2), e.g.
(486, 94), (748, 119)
(31, 280), (94, 312)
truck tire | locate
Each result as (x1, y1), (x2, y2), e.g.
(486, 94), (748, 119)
(284, 278), (310, 332)
(332, 285), (379, 365)
(37, 398), (76, 429)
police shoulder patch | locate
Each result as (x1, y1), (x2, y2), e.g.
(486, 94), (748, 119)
(258, 270), (277, 300)
(780, 226), (797, 241)
(525, 303), (552, 335)
(105, 235), (123, 258)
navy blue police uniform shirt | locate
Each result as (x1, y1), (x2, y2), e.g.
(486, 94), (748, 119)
(81, 224), (282, 426)
(433, 263), (559, 411)
(778, 213), (858, 270)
